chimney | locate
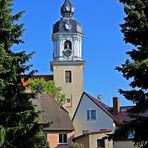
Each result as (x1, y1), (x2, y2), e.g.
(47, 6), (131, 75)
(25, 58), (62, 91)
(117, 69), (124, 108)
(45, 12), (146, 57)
(113, 97), (120, 114)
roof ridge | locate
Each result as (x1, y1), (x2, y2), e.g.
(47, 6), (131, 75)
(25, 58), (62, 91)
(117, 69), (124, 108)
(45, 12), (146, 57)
(72, 92), (117, 122)
(84, 92), (110, 108)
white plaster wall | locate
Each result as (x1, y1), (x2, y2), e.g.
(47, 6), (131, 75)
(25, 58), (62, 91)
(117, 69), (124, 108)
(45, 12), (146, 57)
(73, 94), (114, 137)
(53, 40), (61, 59)
(73, 36), (82, 59)
(52, 33), (82, 61)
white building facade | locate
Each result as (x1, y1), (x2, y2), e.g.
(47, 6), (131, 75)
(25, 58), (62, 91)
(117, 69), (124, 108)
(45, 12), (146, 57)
(73, 92), (115, 137)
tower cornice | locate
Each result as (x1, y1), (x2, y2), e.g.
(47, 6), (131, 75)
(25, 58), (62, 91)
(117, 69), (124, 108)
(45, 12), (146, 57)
(50, 61), (86, 71)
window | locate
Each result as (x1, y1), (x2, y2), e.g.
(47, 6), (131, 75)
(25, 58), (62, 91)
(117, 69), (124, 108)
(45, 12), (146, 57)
(97, 139), (105, 148)
(128, 131), (134, 139)
(87, 110), (90, 120)
(87, 110), (96, 120)
(64, 40), (72, 50)
(91, 110), (96, 119)
(65, 71), (72, 83)
(59, 134), (67, 144)
(67, 98), (71, 103)
(66, 95), (72, 107)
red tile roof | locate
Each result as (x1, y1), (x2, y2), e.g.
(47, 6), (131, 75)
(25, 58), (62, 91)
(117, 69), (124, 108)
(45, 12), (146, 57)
(84, 92), (117, 121)
(73, 92), (135, 123)
(21, 75), (53, 86)
(31, 75), (53, 81)
(85, 92), (137, 123)
(109, 106), (133, 122)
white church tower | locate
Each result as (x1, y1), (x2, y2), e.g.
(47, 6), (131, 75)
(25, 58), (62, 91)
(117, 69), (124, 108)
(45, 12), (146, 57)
(50, 0), (85, 118)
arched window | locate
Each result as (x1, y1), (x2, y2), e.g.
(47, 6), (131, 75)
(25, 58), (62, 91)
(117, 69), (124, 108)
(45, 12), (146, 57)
(64, 40), (72, 50)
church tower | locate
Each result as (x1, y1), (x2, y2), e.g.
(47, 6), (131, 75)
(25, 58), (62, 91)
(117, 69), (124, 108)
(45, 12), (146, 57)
(50, 0), (85, 118)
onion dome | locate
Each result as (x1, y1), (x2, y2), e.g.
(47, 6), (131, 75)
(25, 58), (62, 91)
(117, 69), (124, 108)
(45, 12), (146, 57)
(53, 0), (83, 34)
(53, 19), (82, 34)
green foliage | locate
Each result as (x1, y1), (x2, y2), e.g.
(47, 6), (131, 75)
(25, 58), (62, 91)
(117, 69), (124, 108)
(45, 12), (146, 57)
(0, 126), (5, 147)
(0, 0), (48, 147)
(29, 78), (66, 106)
(69, 142), (83, 148)
(113, 0), (148, 147)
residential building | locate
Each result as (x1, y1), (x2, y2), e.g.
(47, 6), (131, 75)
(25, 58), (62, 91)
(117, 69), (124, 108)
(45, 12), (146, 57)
(72, 92), (116, 137)
(73, 130), (113, 148)
(72, 92), (137, 148)
(33, 93), (74, 148)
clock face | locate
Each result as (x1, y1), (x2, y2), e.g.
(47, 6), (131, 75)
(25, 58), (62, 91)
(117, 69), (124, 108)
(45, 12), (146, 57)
(64, 22), (72, 31)
(65, 5), (70, 11)
(63, 49), (72, 57)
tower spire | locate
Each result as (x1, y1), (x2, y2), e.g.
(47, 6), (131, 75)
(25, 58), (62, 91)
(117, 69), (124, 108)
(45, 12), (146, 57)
(51, 0), (85, 118)
(65, 0), (70, 3)
(61, 0), (74, 17)
(64, 0), (71, 6)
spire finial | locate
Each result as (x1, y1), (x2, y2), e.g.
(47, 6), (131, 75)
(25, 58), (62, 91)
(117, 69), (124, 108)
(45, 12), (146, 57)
(61, 0), (74, 17)
(65, 0), (70, 3)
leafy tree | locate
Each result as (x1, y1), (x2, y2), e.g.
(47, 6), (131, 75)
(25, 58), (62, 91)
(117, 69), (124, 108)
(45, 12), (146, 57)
(113, 0), (148, 147)
(0, 0), (48, 147)
(29, 78), (66, 106)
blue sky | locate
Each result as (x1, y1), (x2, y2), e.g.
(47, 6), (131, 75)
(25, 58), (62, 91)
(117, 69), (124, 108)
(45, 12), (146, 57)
(13, 0), (132, 106)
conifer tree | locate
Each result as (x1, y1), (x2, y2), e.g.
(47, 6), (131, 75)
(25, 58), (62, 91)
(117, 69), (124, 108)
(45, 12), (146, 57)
(0, 0), (48, 147)
(114, 0), (148, 147)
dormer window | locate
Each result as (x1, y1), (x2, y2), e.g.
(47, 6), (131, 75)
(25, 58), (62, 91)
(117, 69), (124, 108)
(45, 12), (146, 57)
(64, 40), (72, 50)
